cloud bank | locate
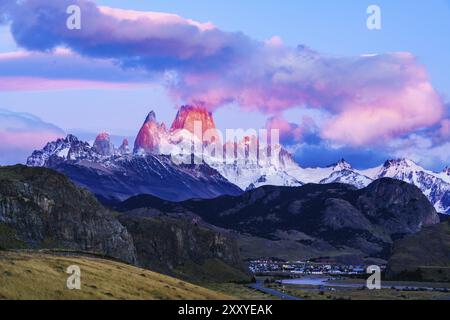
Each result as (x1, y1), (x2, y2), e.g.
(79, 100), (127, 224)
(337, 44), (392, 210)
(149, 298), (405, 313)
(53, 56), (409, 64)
(0, 108), (65, 164)
(0, 48), (153, 90)
(0, 0), (446, 148)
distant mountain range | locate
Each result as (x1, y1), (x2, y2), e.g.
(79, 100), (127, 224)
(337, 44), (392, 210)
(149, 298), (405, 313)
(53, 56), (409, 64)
(117, 178), (440, 263)
(26, 134), (242, 202)
(27, 105), (450, 214)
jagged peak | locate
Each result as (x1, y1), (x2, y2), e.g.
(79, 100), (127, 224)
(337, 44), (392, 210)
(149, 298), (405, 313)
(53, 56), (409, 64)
(383, 158), (419, 168)
(329, 158), (352, 171)
(95, 131), (111, 141)
(118, 138), (130, 155)
(93, 132), (114, 156)
(144, 110), (157, 124)
(171, 104), (216, 135)
(178, 104), (211, 114)
(64, 134), (80, 143)
(443, 166), (450, 175)
(134, 111), (167, 154)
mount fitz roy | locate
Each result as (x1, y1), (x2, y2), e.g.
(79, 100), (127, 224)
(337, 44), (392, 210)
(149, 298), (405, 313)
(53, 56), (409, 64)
(27, 105), (450, 214)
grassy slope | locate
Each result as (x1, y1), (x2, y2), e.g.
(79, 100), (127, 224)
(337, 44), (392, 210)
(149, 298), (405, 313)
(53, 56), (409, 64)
(173, 258), (251, 284)
(0, 251), (234, 300)
(387, 221), (450, 282)
(267, 283), (450, 300)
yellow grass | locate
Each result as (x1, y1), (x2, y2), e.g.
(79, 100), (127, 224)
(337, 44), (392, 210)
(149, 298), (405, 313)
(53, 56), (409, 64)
(0, 251), (234, 300)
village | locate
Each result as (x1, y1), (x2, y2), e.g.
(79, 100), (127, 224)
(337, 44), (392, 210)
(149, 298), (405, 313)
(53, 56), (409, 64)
(248, 259), (385, 276)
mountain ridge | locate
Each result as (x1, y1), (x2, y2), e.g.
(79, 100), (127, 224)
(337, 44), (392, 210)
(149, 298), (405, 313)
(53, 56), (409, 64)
(117, 178), (440, 262)
(26, 107), (450, 214)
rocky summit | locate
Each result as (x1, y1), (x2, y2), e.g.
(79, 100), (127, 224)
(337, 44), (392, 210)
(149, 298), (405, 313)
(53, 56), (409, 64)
(170, 105), (217, 137)
(134, 111), (168, 154)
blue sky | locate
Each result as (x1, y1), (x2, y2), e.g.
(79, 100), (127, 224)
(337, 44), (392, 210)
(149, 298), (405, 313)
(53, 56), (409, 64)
(0, 0), (449, 169)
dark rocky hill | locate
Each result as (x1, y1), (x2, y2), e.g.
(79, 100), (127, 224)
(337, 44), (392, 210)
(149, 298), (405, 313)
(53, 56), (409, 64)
(0, 165), (137, 264)
(119, 179), (439, 262)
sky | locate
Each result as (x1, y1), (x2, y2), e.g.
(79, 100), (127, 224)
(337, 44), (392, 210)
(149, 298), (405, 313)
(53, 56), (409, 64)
(0, 0), (449, 170)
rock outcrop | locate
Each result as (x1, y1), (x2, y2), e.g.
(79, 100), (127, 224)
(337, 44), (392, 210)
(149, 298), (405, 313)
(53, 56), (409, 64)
(134, 111), (168, 154)
(0, 165), (137, 264)
(93, 132), (114, 156)
(118, 208), (250, 282)
(170, 105), (217, 138)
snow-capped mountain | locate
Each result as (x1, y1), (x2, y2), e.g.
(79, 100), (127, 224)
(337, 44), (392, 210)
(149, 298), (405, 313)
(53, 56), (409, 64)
(27, 134), (98, 166)
(363, 159), (450, 215)
(26, 106), (449, 214)
(285, 158), (449, 214)
(27, 133), (242, 202)
(134, 106), (305, 191)
(286, 159), (372, 188)
(319, 169), (373, 189)
(210, 158), (303, 191)
(438, 167), (450, 184)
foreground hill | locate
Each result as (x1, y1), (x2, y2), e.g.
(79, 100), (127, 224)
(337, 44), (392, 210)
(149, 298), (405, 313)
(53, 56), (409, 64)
(0, 251), (232, 300)
(387, 220), (450, 282)
(119, 179), (440, 263)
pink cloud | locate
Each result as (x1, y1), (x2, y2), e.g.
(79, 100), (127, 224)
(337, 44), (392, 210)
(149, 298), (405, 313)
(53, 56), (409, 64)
(266, 116), (307, 145)
(440, 119), (450, 138)
(0, 130), (63, 150)
(0, 109), (65, 164)
(1, 0), (446, 146)
(0, 77), (150, 91)
(322, 82), (443, 145)
(97, 6), (215, 32)
(0, 49), (153, 91)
